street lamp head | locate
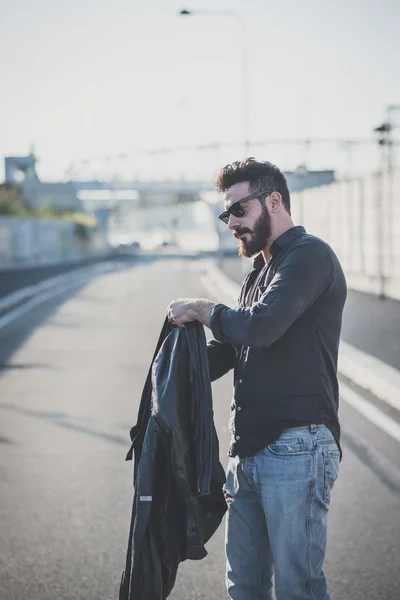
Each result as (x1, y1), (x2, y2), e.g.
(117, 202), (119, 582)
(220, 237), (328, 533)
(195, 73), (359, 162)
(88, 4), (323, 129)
(179, 9), (191, 16)
(374, 122), (392, 134)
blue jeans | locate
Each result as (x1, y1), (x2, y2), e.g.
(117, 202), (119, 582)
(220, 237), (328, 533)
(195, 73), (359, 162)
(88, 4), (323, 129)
(223, 424), (340, 600)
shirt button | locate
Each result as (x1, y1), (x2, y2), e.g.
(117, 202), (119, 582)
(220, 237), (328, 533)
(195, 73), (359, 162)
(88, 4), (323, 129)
(237, 406), (242, 411)
(238, 379), (243, 384)
(236, 436), (241, 441)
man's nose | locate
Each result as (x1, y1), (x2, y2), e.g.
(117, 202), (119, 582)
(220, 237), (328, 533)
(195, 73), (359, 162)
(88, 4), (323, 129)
(228, 214), (240, 231)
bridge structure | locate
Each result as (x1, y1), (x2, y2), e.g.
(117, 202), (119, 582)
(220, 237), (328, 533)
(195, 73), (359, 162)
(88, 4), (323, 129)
(71, 178), (215, 195)
(4, 153), (337, 211)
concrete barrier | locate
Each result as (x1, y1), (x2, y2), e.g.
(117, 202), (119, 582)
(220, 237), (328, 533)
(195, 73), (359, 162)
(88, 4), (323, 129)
(0, 216), (109, 268)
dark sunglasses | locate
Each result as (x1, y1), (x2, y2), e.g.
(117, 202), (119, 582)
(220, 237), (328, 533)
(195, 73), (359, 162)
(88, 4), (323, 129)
(218, 189), (272, 225)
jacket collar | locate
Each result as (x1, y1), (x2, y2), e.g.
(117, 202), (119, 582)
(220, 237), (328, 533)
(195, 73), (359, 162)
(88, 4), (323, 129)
(252, 226), (306, 270)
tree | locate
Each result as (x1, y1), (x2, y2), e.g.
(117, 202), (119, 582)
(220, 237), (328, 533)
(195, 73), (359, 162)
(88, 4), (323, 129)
(0, 184), (28, 216)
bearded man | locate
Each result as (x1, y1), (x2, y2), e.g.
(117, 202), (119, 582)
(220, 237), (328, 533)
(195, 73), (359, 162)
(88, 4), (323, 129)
(167, 158), (347, 600)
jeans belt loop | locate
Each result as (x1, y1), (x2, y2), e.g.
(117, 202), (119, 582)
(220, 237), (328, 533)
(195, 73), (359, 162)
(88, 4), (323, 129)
(310, 424), (317, 433)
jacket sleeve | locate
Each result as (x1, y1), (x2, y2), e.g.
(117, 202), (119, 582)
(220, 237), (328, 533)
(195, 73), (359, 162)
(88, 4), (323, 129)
(207, 339), (236, 382)
(209, 239), (335, 349)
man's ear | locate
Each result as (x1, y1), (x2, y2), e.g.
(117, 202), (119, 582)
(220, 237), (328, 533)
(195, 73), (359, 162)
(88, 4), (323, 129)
(268, 192), (282, 214)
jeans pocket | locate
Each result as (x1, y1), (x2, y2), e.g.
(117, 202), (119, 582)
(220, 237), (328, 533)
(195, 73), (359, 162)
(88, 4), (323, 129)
(267, 438), (310, 456)
(323, 450), (340, 505)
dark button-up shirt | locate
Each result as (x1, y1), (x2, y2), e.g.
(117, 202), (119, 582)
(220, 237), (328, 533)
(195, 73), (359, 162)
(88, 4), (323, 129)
(207, 226), (347, 458)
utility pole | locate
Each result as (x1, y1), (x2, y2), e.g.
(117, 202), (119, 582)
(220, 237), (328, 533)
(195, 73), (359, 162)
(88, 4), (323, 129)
(387, 105), (400, 172)
(374, 104), (400, 173)
(373, 104), (400, 299)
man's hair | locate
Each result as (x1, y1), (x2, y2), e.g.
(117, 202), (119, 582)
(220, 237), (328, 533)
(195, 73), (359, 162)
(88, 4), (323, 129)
(215, 157), (291, 215)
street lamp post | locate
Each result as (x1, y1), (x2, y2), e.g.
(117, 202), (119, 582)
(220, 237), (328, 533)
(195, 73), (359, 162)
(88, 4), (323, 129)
(179, 9), (249, 157)
(373, 104), (400, 299)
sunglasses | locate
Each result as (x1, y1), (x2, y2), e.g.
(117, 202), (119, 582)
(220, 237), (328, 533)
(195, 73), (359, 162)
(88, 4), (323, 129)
(218, 189), (272, 225)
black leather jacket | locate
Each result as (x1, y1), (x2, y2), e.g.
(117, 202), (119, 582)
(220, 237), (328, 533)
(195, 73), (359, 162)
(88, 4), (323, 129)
(119, 319), (227, 600)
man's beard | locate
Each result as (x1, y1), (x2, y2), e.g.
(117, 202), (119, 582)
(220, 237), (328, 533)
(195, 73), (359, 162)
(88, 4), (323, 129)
(234, 206), (272, 258)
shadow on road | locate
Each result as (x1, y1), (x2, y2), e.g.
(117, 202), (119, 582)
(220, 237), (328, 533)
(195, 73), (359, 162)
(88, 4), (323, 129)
(0, 252), (200, 447)
(0, 435), (14, 444)
(0, 401), (127, 446)
(0, 256), (145, 372)
(0, 362), (58, 372)
(0, 283), (89, 374)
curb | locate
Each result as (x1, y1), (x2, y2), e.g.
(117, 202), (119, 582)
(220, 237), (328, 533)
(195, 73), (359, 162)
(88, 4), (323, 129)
(0, 261), (122, 329)
(201, 262), (400, 411)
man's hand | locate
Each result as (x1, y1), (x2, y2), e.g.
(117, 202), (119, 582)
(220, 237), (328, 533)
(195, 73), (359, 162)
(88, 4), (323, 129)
(167, 298), (215, 329)
(167, 298), (196, 326)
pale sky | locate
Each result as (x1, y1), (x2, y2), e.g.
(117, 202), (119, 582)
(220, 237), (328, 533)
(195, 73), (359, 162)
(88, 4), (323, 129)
(1, 0), (399, 181)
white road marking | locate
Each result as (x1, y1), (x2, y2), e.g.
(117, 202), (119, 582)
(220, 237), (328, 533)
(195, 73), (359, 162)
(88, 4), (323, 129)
(0, 280), (85, 331)
(340, 381), (400, 443)
(0, 262), (122, 332)
(339, 341), (400, 413)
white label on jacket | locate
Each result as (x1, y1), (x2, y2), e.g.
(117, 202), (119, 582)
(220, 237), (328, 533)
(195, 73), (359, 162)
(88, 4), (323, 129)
(139, 496), (152, 501)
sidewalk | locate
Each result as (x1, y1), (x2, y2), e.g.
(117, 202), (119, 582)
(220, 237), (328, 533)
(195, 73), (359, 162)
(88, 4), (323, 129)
(218, 255), (400, 372)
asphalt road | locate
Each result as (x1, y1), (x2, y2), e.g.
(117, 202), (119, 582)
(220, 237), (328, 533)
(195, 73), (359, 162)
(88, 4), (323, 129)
(1, 255), (400, 600)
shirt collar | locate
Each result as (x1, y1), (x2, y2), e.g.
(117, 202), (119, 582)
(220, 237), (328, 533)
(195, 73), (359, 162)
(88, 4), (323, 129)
(252, 226), (306, 270)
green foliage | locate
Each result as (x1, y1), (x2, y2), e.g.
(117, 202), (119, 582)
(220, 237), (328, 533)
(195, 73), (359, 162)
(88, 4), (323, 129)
(0, 186), (98, 240)
(32, 203), (65, 219)
(0, 185), (27, 216)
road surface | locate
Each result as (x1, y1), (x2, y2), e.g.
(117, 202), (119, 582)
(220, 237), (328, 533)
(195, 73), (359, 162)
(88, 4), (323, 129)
(0, 254), (399, 599)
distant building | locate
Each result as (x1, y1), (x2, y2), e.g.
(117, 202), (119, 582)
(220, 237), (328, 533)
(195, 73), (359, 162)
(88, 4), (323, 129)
(4, 154), (82, 212)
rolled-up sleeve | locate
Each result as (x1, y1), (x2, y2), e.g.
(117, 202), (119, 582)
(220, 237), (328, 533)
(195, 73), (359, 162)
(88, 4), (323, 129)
(209, 239), (335, 349)
(209, 303), (230, 343)
(207, 338), (236, 381)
